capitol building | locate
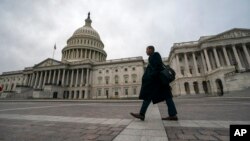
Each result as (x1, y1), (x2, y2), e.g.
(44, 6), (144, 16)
(1, 13), (250, 99)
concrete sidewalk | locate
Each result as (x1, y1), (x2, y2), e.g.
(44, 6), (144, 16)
(113, 104), (168, 141)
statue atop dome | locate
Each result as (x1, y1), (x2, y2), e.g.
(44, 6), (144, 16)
(85, 12), (92, 27)
(88, 12), (90, 19)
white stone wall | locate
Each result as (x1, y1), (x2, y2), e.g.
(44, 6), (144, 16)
(92, 59), (144, 99)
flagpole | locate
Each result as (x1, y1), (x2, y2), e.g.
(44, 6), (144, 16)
(52, 43), (56, 60)
(52, 49), (55, 60)
(51, 43), (56, 65)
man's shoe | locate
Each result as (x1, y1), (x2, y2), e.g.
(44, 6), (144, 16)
(130, 113), (145, 121)
(162, 116), (178, 121)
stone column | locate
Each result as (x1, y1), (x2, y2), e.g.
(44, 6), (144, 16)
(184, 53), (191, 76)
(81, 68), (84, 86)
(201, 52), (207, 74)
(86, 69), (89, 86)
(66, 70), (69, 86)
(69, 92), (72, 99)
(76, 49), (79, 58)
(27, 74), (31, 86)
(70, 69), (74, 87)
(213, 47), (221, 68)
(222, 46), (230, 66)
(89, 50), (91, 59)
(232, 44), (243, 70)
(175, 54), (182, 77)
(62, 69), (65, 86)
(80, 49), (83, 58)
(190, 82), (195, 95)
(85, 49), (87, 59)
(198, 81), (205, 94)
(73, 90), (77, 99)
(48, 70), (52, 84)
(242, 43), (250, 67)
(75, 69), (79, 87)
(52, 70), (56, 84)
(204, 49), (212, 72)
(38, 71), (43, 89)
(43, 71), (47, 88)
(31, 73), (35, 87)
(34, 72), (39, 88)
(89, 69), (93, 85)
(192, 52), (199, 76)
(79, 90), (83, 99)
(57, 69), (61, 85)
(99, 52), (101, 61)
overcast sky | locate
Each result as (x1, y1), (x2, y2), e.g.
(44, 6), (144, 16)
(0, 0), (250, 73)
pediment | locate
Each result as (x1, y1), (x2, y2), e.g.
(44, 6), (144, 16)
(34, 58), (62, 68)
(207, 28), (250, 41)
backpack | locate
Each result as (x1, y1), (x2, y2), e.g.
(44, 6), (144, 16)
(160, 64), (176, 85)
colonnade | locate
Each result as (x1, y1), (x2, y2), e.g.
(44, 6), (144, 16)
(174, 43), (250, 77)
(62, 49), (106, 61)
(22, 68), (91, 89)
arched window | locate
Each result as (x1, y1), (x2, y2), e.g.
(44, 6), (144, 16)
(132, 74), (137, 83)
(105, 76), (110, 84)
(124, 75), (129, 83)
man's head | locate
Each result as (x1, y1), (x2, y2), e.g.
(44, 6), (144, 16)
(146, 45), (155, 56)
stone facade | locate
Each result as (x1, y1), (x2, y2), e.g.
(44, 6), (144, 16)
(168, 28), (250, 96)
(0, 13), (250, 99)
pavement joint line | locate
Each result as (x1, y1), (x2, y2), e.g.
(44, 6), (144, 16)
(113, 104), (168, 141)
(0, 103), (99, 112)
(0, 113), (132, 126)
(163, 120), (250, 128)
(0, 103), (140, 112)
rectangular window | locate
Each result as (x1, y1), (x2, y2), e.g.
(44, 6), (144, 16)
(98, 89), (101, 96)
(133, 88), (137, 95)
(125, 88), (128, 95)
(115, 88), (119, 96)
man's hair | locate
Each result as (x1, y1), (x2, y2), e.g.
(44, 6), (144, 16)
(147, 45), (155, 52)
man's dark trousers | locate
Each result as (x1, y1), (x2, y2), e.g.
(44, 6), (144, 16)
(139, 98), (177, 116)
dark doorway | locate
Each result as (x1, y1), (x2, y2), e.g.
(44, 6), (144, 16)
(193, 81), (199, 94)
(202, 81), (208, 94)
(216, 79), (224, 96)
(184, 82), (190, 94)
(82, 90), (85, 99)
(53, 92), (58, 99)
(76, 91), (79, 99)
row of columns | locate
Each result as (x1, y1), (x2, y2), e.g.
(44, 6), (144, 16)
(63, 49), (105, 61)
(23, 68), (91, 89)
(175, 43), (250, 77)
(69, 39), (102, 48)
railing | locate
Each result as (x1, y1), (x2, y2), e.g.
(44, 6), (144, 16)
(2, 70), (23, 75)
(104, 57), (143, 63)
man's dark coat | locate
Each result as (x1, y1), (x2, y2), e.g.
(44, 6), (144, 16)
(139, 52), (172, 104)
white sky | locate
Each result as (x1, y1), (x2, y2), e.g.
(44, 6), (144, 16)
(0, 0), (250, 73)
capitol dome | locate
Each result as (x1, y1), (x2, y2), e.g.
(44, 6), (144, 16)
(61, 13), (107, 62)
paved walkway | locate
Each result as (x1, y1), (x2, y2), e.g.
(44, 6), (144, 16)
(113, 104), (168, 141)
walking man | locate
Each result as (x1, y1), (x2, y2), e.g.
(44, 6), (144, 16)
(130, 45), (178, 121)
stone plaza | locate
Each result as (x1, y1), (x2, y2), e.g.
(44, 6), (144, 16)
(0, 88), (250, 141)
